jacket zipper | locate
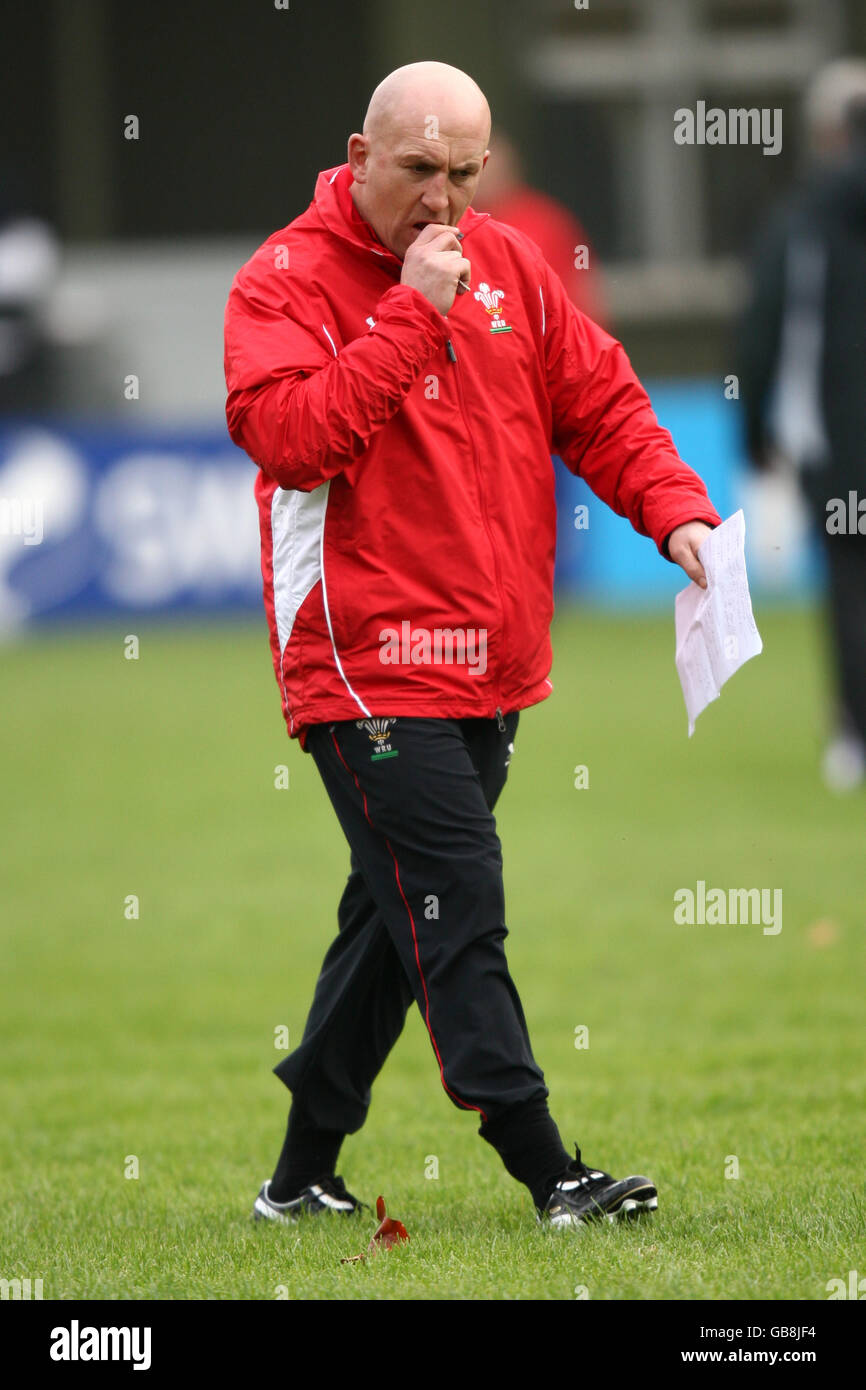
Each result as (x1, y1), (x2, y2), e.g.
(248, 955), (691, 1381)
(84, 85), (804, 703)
(361, 222), (504, 730)
(445, 337), (507, 729)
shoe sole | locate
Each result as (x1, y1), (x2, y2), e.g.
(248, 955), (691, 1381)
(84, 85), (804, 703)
(608, 1191), (658, 1222)
(252, 1187), (363, 1224)
(253, 1195), (300, 1224)
(543, 1183), (659, 1229)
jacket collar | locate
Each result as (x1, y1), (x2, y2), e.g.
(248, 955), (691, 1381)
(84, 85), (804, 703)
(313, 163), (489, 265)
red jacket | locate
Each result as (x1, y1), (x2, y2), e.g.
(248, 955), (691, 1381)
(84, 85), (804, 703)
(224, 164), (722, 747)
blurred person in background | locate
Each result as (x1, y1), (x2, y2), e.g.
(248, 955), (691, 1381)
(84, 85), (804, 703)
(0, 173), (60, 413)
(737, 60), (866, 792)
(472, 129), (608, 326)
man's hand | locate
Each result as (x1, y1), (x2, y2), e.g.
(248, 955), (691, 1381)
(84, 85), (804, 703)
(666, 521), (714, 589)
(401, 224), (470, 317)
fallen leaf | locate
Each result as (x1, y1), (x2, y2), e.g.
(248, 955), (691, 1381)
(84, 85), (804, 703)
(370, 1195), (409, 1252)
(340, 1194), (409, 1265)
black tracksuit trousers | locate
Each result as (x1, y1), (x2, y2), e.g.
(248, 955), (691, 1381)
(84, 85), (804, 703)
(272, 712), (551, 1134)
(821, 531), (866, 749)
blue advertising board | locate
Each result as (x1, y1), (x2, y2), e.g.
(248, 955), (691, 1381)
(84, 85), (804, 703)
(0, 382), (819, 633)
(0, 421), (262, 631)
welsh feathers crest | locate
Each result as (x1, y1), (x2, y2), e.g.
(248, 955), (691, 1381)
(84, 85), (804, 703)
(356, 717), (396, 744)
(473, 283), (512, 334)
(473, 282), (505, 312)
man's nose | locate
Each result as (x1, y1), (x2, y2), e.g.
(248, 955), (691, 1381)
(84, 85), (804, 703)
(421, 178), (450, 215)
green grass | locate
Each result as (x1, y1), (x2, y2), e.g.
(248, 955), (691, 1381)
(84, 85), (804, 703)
(2, 605), (863, 1300)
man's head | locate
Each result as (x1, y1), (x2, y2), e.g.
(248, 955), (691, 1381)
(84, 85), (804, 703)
(804, 58), (866, 162)
(347, 61), (491, 260)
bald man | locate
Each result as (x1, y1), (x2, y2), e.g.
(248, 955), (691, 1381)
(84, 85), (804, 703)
(225, 62), (721, 1230)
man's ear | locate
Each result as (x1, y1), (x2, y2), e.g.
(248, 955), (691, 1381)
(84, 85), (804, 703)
(347, 133), (369, 182)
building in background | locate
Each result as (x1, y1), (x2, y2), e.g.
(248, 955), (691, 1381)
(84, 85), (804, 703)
(2, 0), (865, 632)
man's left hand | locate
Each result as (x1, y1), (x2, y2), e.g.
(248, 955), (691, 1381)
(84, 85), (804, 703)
(666, 521), (714, 589)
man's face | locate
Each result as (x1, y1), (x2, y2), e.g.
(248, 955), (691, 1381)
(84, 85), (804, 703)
(349, 125), (489, 260)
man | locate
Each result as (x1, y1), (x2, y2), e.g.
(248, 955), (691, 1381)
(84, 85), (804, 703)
(0, 172), (60, 413)
(224, 61), (722, 1230)
(737, 60), (866, 791)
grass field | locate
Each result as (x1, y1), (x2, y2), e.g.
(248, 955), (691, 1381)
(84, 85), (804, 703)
(2, 604), (863, 1301)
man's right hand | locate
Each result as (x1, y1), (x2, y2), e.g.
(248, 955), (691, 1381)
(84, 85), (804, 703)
(400, 224), (471, 317)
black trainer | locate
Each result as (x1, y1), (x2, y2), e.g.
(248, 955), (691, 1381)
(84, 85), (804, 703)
(538, 1145), (658, 1228)
(252, 1175), (369, 1224)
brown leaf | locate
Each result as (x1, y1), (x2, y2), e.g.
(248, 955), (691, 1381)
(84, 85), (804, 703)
(369, 1194), (409, 1252)
(340, 1193), (409, 1265)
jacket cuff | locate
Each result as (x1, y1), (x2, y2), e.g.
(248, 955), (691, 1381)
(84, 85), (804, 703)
(375, 282), (450, 342)
(660, 514), (722, 561)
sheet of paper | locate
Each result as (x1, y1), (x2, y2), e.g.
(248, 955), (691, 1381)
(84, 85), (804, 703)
(674, 509), (763, 736)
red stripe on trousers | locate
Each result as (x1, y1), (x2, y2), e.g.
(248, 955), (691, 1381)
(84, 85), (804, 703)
(329, 728), (488, 1124)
